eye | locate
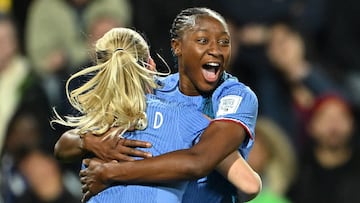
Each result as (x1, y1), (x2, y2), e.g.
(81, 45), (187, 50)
(218, 38), (230, 46)
(197, 38), (208, 44)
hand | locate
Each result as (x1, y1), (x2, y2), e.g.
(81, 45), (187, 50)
(79, 158), (111, 202)
(238, 24), (269, 46)
(83, 128), (152, 162)
(267, 23), (308, 82)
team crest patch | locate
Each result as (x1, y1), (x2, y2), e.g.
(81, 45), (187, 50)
(216, 95), (242, 116)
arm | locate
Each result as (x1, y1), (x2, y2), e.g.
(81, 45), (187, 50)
(81, 120), (245, 185)
(54, 129), (84, 162)
(54, 128), (152, 163)
(216, 151), (262, 202)
(105, 120), (244, 181)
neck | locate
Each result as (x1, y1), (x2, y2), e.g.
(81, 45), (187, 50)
(178, 71), (200, 96)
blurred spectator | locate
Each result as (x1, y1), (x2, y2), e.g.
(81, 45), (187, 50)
(265, 22), (345, 149)
(25, 0), (132, 117)
(228, 18), (343, 150)
(0, 13), (79, 203)
(247, 117), (296, 203)
(1, 105), (79, 203)
(0, 0), (34, 54)
(287, 93), (360, 203)
(0, 14), (50, 154)
(79, 2), (128, 68)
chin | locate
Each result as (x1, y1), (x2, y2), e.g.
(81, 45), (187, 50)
(198, 84), (218, 95)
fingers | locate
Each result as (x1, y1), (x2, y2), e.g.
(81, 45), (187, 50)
(80, 174), (92, 202)
(120, 138), (152, 148)
(83, 158), (90, 167)
(115, 138), (152, 159)
(114, 154), (136, 162)
(80, 172), (86, 186)
(119, 146), (152, 159)
(82, 183), (88, 194)
(82, 191), (92, 203)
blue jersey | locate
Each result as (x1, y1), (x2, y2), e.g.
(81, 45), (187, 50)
(87, 94), (209, 203)
(154, 72), (258, 203)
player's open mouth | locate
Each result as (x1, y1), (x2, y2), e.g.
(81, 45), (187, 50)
(202, 62), (221, 82)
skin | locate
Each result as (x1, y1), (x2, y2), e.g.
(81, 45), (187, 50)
(55, 15), (260, 202)
(173, 15), (231, 95)
(79, 122), (251, 202)
(54, 128), (152, 163)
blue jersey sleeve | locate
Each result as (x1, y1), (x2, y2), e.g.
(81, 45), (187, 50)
(212, 79), (258, 159)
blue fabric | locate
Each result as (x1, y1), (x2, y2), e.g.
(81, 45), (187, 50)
(87, 95), (209, 203)
(155, 72), (258, 203)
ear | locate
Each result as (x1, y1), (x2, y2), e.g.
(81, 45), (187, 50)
(171, 39), (181, 56)
(147, 56), (156, 71)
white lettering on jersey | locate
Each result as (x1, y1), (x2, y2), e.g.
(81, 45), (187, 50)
(216, 95), (242, 116)
(154, 111), (163, 129)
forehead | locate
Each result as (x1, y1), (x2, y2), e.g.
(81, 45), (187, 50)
(184, 15), (229, 37)
(197, 15), (228, 30)
(313, 99), (351, 118)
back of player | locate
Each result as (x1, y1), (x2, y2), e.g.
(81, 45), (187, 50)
(87, 94), (209, 203)
(51, 27), (212, 203)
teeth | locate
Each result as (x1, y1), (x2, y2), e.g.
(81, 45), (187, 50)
(206, 62), (220, 67)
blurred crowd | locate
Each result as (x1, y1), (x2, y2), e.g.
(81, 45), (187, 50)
(0, 0), (359, 203)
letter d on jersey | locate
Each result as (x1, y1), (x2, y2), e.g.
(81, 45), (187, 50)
(154, 112), (163, 129)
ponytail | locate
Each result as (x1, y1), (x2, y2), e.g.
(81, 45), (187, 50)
(51, 28), (162, 137)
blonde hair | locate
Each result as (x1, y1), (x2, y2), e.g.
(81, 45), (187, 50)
(52, 27), (161, 137)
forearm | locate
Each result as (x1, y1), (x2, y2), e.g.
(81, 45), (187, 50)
(104, 149), (209, 183)
(54, 129), (85, 162)
(216, 151), (262, 202)
(102, 121), (245, 183)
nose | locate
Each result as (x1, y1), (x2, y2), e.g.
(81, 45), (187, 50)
(207, 41), (222, 57)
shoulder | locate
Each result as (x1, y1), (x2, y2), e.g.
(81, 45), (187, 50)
(156, 73), (179, 88)
(214, 72), (258, 104)
(153, 73), (179, 96)
(146, 94), (197, 110)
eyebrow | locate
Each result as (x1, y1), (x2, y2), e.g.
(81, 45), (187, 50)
(194, 29), (229, 35)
